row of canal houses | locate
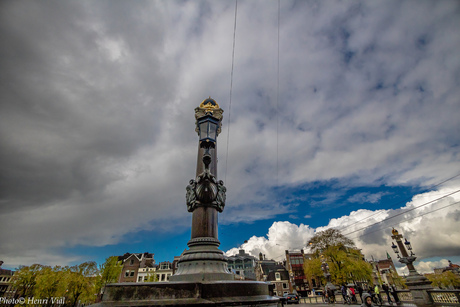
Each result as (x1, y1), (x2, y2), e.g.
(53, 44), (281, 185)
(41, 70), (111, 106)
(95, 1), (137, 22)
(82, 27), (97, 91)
(116, 249), (401, 298)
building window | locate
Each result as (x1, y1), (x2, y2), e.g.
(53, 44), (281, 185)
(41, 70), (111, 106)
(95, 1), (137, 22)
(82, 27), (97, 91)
(160, 263), (171, 270)
(138, 276), (143, 282)
(125, 270), (130, 277)
(130, 259), (134, 265)
(275, 272), (281, 281)
(130, 271), (135, 277)
(283, 283), (288, 289)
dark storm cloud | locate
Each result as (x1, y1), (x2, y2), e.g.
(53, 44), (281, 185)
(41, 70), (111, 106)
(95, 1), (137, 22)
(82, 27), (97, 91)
(0, 0), (176, 211)
(1, 0), (459, 267)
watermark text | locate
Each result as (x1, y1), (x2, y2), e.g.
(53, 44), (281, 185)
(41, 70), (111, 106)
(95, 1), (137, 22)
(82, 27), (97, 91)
(0, 296), (65, 305)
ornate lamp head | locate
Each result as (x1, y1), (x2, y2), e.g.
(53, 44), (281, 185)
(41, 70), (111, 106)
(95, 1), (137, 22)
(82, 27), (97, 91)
(197, 114), (219, 149)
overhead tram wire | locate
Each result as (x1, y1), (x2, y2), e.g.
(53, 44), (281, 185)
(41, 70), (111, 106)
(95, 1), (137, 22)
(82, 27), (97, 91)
(276, 0), (280, 190)
(221, 0), (237, 231)
(342, 188), (460, 237)
(224, 0), (238, 185)
(348, 200), (460, 242)
(269, 190), (460, 262)
(269, 197), (460, 261)
(337, 171), (460, 233)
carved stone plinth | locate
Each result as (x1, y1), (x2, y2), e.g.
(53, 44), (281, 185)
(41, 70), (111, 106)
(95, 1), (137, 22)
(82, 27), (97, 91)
(170, 237), (234, 282)
(405, 272), (434, 307)
(97, 281), (279, 306)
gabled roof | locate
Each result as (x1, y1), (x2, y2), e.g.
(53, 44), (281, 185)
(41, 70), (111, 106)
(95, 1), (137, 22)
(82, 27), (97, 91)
(259, 262), (286, 276)
(118, 252), (154, 264)
(227, 250), (257, 262)
(267, 269), (290, 282)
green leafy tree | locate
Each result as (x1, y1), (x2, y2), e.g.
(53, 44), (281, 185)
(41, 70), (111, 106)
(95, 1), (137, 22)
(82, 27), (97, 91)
(427, 271), (460, 289)
(96, 256), (123, 294)
(11, 264), (44, 298)
(427, 273), (443, 289)
(443, 271), (460, 289)
(307, 229), (372, 286)
(145, 272), (159, 282)
(388, 268), (406, 289)
(34, 265), (66, 305)
(303, 257), (325, 286)
(11, 261), (102, 306)
(64, 261), (98, 307)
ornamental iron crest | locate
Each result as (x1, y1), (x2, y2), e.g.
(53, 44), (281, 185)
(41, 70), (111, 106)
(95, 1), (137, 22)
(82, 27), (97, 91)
(186, 151), (226, 213)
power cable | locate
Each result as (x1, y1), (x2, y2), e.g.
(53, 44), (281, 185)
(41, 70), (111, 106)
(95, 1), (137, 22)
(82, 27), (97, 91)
(338, 171), (460, 233)
(272, 198), (458, 261)
(276, 0), (280, 189)
(221, 0), (238, 231)
(348, 200), (460, 241)
(260, 189), (460, 261)
(224, 0), (238, 185)
(342, 188), (460, 237)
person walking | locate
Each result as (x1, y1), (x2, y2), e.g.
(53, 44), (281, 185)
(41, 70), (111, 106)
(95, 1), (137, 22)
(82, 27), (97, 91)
(390, 284), (400, 304)
(382, 283), (392, 304)
(350, 286), (357, 303)
(374, 284), (382, 305)
(357, 284), (364, 302)
(361, 293), (375, 307)
(341, 285), (348, 303)
(346, 287), (353, 304)
(326, 286), (335, 304)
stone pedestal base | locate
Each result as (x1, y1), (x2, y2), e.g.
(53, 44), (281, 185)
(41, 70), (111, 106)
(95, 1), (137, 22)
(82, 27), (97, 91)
(406, 272), (433, 306)
(97, 281), (279, 306)
(170, 237), (234, 282)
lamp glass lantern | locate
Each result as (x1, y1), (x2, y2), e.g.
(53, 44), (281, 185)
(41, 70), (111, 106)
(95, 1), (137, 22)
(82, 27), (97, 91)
(404, 238), (413, 251)
(197, 114), (219, 149)
(391, 242), (399, 254)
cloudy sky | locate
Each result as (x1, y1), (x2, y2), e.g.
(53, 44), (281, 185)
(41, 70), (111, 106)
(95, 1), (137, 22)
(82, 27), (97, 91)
(1, 0), (459, 274)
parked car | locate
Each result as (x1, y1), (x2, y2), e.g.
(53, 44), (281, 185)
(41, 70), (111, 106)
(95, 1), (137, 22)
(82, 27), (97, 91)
(283, 293), (300, 304)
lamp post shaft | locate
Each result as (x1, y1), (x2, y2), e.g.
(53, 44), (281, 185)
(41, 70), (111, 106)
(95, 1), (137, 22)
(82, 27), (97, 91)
(170, 98), (233, 282)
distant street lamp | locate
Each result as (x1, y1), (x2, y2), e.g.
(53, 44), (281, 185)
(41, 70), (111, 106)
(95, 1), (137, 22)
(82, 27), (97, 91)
(320, 254), (336, 291)
(390, 228), (433, 306)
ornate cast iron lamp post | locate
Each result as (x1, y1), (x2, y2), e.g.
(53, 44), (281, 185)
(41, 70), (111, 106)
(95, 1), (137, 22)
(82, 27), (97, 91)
(391, 228), (433, 306)
(170, 97), (233, 282)
(99, 98), (280, 306)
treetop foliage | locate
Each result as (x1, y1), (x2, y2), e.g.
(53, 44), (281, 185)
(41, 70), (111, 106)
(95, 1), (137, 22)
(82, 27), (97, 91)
(308, 228), (355, 255)
(11, 257), (121, 307)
